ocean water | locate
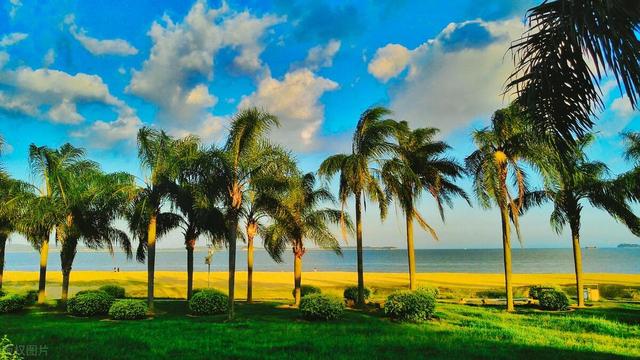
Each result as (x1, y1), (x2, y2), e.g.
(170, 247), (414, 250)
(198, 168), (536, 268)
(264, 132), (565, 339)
(4, 248), (640, 274)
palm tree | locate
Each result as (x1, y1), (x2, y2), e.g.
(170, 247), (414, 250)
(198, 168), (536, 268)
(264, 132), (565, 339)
(136, 127), (184, 311)
(619, 132), (640, 201)
(520, 135), (640, 307)
(382, 121), (469, 290)
(200, 108), (280, 319)
(319, 106), (395, 306)
(465, 104), (533, 311)
(28, 144), (87, 303)
(263, 172), (352, 306)
(507, 0), (640, 150)
(57, 169), (136, 300)
(171, 139), (226, 300)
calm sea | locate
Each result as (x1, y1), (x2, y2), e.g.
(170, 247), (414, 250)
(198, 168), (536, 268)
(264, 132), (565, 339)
(4, 248), (639, 274)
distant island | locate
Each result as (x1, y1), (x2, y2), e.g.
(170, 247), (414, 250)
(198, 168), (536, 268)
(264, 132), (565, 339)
(617, 243), (640, 248)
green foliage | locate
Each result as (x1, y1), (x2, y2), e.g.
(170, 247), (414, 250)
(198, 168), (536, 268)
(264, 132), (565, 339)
(67, 291), (115, 317)
(188, 289), (228, 315)
(21, 290), (38, 305)
(0, 294), (26, 314)
(599, 285), (640, 300)
(75, 289), (106, 297)
(384, 288), (436, 322)
(292, 285), (321, 300)
(0, 289), (5, 297)
(99, 285), (126, 299)
(539, 289), (570, 311)
(299, 294), (345, 321)
(343, 286), (370, 302)
(0, 335), (22, 360)
(108, 300), (148, 320)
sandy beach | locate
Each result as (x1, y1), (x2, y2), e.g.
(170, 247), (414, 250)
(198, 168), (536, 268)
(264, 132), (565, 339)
(4, 271), (639, 300)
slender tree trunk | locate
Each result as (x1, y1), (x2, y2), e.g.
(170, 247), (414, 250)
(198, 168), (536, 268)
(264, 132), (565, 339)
(246, 230), (255, 304)
(355, 191), (365, 307)
(293, 243), (303, 307)
(60, 238), (78, 302)
(571, 225), (585, 307)
(406, 213), (416, 290)
(38, 237), (49, 304)
(500, 205), (514, 312)
(227, 215), (238, 320)
(186, 239), (195, 300)
(147, 213), (157, 311)
(0, 234), (7, 290)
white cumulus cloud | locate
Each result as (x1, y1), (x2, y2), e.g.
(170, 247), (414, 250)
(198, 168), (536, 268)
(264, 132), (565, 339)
(0, 33), (28, 47)
(238, 68), (338, 151)
(369, 18), (526, 133)
(66, 15), (138, 56)
(297, 39), (341, 71)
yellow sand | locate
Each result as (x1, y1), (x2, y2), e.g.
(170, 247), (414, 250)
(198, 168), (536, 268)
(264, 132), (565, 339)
(4, 271), (639, 300)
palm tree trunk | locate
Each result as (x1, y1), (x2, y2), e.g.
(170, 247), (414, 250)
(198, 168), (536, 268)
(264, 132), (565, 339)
(147, 213), (157, 311)
(186, 238), (195, 300)
(355, 191), (365, 307)
(38, 237), (49, 304)
(500, 205), (514, 312)
(60, 237), (78, 302)
(571, 225), (585, 307)
(293, 243), (303, 307)
(246, 230), (254, 304)
(0, 234), (7, 289)
(405, 213), (416, 290)
(227, 215), (238, 320)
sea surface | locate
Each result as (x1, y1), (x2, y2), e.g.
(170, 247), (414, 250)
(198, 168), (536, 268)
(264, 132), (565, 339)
(4, 248), (640, 274)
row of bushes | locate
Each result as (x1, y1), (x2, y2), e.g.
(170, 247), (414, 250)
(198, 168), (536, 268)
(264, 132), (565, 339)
(67, 290), (148, 320)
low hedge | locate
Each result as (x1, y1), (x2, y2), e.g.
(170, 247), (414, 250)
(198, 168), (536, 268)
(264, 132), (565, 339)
(299, 294), (345, 321)
(189, 289), (228, 315)
(67, 291), (115, 317)
(99, 285), (126, 299)
(539, 289), (570, 311)
(0, 294), (26, 314)
(384, 288), (436, 322)
(292, 285), (321, 300)
(22, 290), (38, 305)
(343, 286), (371, 303)
(109, 299), (148, 320)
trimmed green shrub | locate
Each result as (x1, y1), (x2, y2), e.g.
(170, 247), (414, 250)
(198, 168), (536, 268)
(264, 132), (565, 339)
(384, 288), (436, 322)
(108, 299), (148, 320)
(99, 285), (125, 299)
(292, 285), (321, 300)
(67, 291), (115, 317)
(75, 289), (106, 297)
(22, 290), (38, 305)
(0, 335), (22, 360)
(189, 289), (228, 315)
(0, 289), (5, 297)
(343, 286), (371, 302)
(417, 287), (439, 298)
(0, 294), (26, 314)
(539, 289), (570, 311)
(299, 294), (345, 321)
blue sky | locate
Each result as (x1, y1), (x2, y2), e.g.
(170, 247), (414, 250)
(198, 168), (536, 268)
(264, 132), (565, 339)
(0, 0), (639, 249)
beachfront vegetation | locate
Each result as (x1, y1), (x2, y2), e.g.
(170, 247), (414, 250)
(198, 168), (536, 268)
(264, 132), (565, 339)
(538, 289), (570, 311)
(66, 291), (114, 317)
(318, 107), (395, 307)
(108, 299), (148, 320)
(299, 293), (345, 321)
(188, 288), (228, 315)
(384, 288), (437, 322)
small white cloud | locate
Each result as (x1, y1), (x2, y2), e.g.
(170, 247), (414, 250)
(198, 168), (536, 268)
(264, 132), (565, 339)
(611, 96), (636, 119)
(71, 108), (142, 148)
(43, 49), (55, 67)
(185, 84), (217, 107)
(297, 39), (341, 71)
(66, 15), (138, 56)
(0, 33), (28, 47)
(367, 44), (411, 82)
(8, 0), (22, 18)
(48, 99), (84, 124)
(117, 67), (126, 75)
(238, 68), (338, 151)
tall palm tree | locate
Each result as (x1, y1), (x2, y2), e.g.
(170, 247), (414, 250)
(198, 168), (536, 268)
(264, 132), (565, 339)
(171, 139), (226, 300)
(507, 0), (640, 151)
(57, 169), (136, 301)
(200, 108), (280, 319)
(263, 172), (352, 306)
(619, 132), (640, 201)
(521, 135), (640, 307)
(28, 144), (87, 303)
(319, 106), (395, 306)
(382, 121), (469, 290)
(465, 104), (533, 311)
(136, 127), (184, 311)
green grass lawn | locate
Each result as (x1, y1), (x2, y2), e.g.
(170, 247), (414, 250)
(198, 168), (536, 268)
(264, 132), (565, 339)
(1, 300), (639, 359)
